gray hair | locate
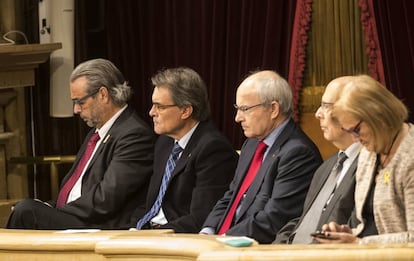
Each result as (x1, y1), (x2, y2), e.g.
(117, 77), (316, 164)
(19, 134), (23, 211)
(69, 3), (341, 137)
(70, 58), (132, 106)
(151, 67), (210, 121)
(247, 70), (293, 117)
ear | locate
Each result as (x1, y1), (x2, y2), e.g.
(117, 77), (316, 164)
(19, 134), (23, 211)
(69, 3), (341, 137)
(99, 86), (110, 103)
(270, 101), (280, 119)
(180, 105), (193, 120)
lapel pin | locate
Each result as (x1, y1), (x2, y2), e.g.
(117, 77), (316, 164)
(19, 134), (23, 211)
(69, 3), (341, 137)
(383, 171), (390, 184)
(103, 134), (111, 144)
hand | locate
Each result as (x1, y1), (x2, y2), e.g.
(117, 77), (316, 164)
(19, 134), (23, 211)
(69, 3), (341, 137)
(313, 231), (360, 244)
(321, 221), (352, 233)
(313, 221), (359, 244)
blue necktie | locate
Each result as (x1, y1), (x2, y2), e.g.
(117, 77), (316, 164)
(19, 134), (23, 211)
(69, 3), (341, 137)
(136, 142), (183, 229)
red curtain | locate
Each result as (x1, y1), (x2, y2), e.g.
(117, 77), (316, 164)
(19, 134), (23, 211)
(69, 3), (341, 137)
(75, 0), (297, 148)
(359, 0), (385, 85)
(370, 0), (414, 122)
(288, 0), (313, 121)
(25, 0), (297, 199)
(25, 0), (414, 199)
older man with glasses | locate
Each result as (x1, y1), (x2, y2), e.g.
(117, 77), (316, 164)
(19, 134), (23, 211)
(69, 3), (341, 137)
(7, 58), (155, 229)
(200, 70), (322, 244)
(274, 76), (361, 244)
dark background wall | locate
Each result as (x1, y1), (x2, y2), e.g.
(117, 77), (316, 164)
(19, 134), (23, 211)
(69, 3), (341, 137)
(20, 0), (414, 200)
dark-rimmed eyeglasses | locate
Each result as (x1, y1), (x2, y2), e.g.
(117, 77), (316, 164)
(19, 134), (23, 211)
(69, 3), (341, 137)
(341, 120), (363, 137)
(233, 103), (264, 113)
(152, 103), (177, 112)
(73, 89), (100, 108)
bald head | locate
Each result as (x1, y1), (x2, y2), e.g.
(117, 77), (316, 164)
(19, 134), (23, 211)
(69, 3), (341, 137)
(315, 75), (357, 150)
(324, 76), (354, 101)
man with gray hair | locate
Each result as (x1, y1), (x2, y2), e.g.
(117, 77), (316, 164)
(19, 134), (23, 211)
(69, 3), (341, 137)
(7, 58), (154, 229)
(201, 70), (322, 243)
(130, 67), (238, 232)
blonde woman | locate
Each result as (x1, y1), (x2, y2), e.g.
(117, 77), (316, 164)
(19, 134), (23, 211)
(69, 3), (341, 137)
(315, 75), (414, 244)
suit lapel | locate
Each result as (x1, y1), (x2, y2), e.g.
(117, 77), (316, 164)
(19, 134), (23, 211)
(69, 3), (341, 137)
(234, 119), (296, 221)
(317, 157), (357, 225)
(87, 132), (108, 165)
(82, 108), (132, 176)
(157, 141), (174, 179)
(64, 130), (97, 184)
(237, 140), (258, 180)
(169, 122), (207, 179)
(326, 158), (357, 207)
(173, 149), (190, 176)
(302, 156), (337, 215)
(235, 150), (275, 220)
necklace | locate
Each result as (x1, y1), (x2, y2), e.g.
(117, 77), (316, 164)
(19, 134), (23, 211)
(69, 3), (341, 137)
(380, 127), (402, 168)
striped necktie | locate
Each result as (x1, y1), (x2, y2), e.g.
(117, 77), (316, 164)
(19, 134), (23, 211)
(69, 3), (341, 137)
(136, 142), (183, 229)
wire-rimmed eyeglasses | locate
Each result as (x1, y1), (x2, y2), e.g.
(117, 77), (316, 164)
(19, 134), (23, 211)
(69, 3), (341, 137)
(233, 103), (264, 113)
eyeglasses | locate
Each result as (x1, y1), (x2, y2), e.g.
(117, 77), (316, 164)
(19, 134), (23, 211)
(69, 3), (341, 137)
(152, 103), (177, 112)
(233, 103), (264, 113)
(320, 101), (334, 111)
(73, 89), (99, 108)
(341, 120), (363, 137)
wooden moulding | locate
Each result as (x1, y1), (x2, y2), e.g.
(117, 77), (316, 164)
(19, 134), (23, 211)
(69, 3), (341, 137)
(0, 43), (62, 89)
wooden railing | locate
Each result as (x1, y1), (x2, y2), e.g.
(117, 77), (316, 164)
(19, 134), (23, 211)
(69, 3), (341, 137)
(9, 155), (76, 198)
(0, 229), (413, 261)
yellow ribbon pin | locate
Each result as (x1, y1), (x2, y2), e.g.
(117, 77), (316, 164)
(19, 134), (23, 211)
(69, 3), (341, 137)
(383, 171), (390, 184)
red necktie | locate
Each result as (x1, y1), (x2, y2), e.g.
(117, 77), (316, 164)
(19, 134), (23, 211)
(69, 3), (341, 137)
(218, 141), (267, 235)
(56, 132), (100, 207)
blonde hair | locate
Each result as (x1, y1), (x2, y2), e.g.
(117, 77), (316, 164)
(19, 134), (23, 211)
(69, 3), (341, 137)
(333, 75), (408, 153)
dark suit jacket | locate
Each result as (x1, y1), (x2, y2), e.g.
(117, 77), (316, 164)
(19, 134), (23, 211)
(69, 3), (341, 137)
(130, 120), (238, 232)
(274, 152), (358, 244)
(54, 106), (155, 229)
(202, 118), (323, 244)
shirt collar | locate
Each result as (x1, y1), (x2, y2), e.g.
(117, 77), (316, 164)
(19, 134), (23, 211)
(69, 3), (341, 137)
(176, 121), (200, 150)
(96, 104), (128, 139)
